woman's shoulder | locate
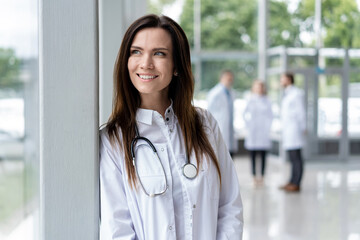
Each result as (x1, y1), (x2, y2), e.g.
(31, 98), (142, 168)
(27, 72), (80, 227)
(99, 126), (112, 150)
(99, 124), (125, 164)
(99, 124), (123, 148)
(195, 107), (218, 130)
(196, 106), (211, 119)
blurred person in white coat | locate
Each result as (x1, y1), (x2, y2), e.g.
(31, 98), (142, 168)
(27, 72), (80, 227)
(207, 70), (237, 156)
(243, 80), (273, 186)
(279, 72), (306, 192)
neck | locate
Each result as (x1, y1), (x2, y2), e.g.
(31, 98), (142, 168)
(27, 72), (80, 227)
(283, 84), (292, 90)
(221, 82), (230, 89)
(140, 93), (171, 117)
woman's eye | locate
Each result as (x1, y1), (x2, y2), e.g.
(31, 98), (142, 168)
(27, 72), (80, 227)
(154, 52), (165, 56)
(131, 50), (141, 55)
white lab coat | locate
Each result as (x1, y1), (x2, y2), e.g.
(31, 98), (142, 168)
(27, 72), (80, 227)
(100, 106), (243, 240)
(243, 94), (273, 150)
(207, 83), (237, 152)
(281, 85), (306, 150)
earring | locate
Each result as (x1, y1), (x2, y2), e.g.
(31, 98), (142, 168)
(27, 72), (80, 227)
(174, 71), (179, 76)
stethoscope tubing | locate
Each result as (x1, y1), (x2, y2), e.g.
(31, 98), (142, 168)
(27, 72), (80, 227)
(131, 123), (197, 197)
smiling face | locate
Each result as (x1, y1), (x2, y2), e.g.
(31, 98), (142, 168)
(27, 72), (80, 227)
(128, 27), (174, 102)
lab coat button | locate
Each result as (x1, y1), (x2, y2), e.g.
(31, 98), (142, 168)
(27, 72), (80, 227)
(193, 204), (196, 209)
(169, 225), (172, 230)
(161, 148), (164, 151)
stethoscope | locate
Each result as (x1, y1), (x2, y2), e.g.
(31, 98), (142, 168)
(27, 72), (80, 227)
(131, 124), (197, 197)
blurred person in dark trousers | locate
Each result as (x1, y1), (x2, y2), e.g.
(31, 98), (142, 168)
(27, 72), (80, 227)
(243, 80), (273, 186)
(279, 72), (306, 192)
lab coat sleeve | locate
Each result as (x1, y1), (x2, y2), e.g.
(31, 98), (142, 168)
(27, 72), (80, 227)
(207, 90), (221, 114)
(99, 131), (136, 240)
(267, 98), (274, 127)
(242, 100), (251, 127)
(203, 110), (244, 240)
(207, 86), (227, 120)
(296, 91), (306, 132)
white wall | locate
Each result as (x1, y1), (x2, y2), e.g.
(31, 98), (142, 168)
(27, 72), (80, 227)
(39, 0), (99, 239)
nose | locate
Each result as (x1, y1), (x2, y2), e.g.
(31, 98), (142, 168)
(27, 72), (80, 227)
(140, 54), (154, 69)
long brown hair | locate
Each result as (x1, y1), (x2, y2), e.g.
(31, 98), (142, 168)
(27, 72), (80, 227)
(106, 14), (221, 187)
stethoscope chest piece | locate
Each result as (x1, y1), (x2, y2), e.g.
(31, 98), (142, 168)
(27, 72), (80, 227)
(183, 163), (197, 179)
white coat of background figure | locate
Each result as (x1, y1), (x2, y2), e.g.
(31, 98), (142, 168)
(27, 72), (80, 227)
(207, 70), (237, 155)
(243, 80), (273, 186)
(279, 72), (306, 192)
(281, 85), (306, 150)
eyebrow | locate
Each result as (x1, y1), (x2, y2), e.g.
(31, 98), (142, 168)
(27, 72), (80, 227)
(130, 46), (170, 51)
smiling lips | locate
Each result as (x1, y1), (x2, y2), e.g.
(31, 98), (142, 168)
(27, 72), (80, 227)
(137, 74), (158, 81)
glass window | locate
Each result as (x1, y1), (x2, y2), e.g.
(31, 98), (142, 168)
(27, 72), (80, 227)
(317, 74), (342, 138)
(288, 56), (316, 68)
(0, 0), (38, 239)
(349, 71), (360, 138)
(199, 60), (256, 93)
(349, 71), (360, 156)
(268, 55), (281, 68)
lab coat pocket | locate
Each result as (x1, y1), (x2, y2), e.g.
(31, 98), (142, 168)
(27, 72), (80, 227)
(134, 143), (169, 196)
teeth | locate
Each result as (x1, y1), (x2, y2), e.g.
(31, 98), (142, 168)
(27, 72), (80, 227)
(138, 75), (156, 80)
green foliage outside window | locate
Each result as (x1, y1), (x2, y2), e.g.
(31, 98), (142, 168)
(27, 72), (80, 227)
(296, 0), (360, 48)
(180, 0), (258, 50)
(269, 1), (303, 48)
(0, 48), (21, 89)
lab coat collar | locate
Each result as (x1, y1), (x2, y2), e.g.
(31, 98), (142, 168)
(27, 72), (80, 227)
(136, 108), (154, 125)
(219, 83), (231, 91)
(136, 100), (175, 126)
(284, 84), (295, 94)
(251, 93), (262, 99)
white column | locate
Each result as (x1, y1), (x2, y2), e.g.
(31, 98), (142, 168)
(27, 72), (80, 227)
(258, 0), (268, 81)
(340, 50), (349, 161)
(39, 0), (99, 239)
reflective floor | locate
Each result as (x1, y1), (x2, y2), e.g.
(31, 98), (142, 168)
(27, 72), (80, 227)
(233, 155), (360, 240)
(3, 155), (360, 240)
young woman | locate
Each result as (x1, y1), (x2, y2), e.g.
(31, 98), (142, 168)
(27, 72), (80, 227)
(243, 80), (273, 186)
(99, 14), (243, 239)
